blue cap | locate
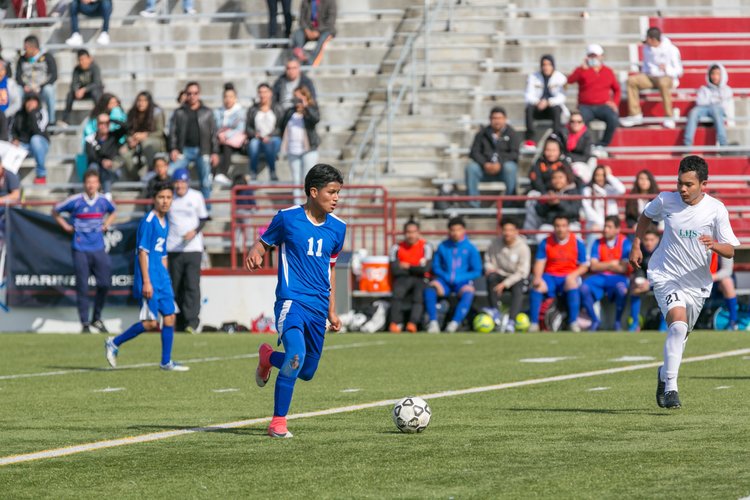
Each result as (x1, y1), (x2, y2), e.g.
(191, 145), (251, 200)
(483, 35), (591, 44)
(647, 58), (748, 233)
(172, 168), (189, 182)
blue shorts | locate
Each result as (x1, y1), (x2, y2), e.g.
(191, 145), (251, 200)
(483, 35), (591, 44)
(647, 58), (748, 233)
(542, 274), (571, 298)
(138, 291), (178, 321)
(274, 300), (327, 359)
(432, 278), (474, 296)
(583, 274), (628, 301)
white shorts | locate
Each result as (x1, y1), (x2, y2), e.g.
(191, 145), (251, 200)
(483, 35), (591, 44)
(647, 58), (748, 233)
(652, 280), (708, 331)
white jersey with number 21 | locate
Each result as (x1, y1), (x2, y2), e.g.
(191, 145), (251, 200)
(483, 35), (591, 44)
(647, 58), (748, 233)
(643, 191), (740, 295)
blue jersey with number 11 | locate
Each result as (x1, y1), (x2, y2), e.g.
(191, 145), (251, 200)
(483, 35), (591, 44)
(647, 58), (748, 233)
(133, 210), (172, 299)
(261, 205), (347, 314)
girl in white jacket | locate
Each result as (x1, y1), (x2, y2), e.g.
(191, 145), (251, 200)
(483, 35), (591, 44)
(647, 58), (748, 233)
(683, 63), (733, 147)
(582, 165), (625, 253)
(524, 54), (569, 147)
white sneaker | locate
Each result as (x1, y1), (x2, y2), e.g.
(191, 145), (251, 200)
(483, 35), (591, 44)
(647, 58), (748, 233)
(445, 320), (460, 333)
(426, 320), (440, 334)
(213, 173), (232, 187)
(65, 32), (84, 47)
(592, 145), (609, 159)
(619, 114), (643, 127)
(662, 118), (676, 129)
(140, 9), (156, 17)
(160, 361), (190, 372)
(96, 32), (110, 45)
(185, 7), (197, 14)
(104, 337), (118, 368)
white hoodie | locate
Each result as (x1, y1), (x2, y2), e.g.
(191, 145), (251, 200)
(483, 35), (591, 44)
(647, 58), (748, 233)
(696, 63), (733, 114)
(642, 36), (683, 86)
(524, 70), (570, 122)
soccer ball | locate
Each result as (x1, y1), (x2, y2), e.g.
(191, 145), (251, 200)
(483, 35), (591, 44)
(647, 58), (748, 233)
(473, 313), (495, 333)
(392, 396), (431, 433)
(515, 312), (531, 332)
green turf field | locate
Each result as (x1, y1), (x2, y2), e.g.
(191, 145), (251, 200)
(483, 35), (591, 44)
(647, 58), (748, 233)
(1, 331), (749, 499)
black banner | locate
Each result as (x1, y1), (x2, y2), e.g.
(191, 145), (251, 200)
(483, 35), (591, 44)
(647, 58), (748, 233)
(6, 208), (139, 307)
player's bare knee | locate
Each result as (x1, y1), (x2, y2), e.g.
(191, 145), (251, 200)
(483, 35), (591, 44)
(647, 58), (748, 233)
(142, 320), (158, 331)
(458, 285), (475, 296)
(163, 315), (176, 327)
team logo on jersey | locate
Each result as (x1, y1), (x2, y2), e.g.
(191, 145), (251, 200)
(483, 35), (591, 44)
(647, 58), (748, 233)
(677, 229), (700, 239)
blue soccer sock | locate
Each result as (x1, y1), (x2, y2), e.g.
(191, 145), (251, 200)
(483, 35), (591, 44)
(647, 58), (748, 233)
(567, 289), (581, 323)
(113, 322), (146, 347)
(629, 295), (642, 326)
(160, 325), (174, 365)
(614, 286), (628, 324)
(529, 289), (543, 325)
(274, 374), (297, 417)
(580, 285), (599, 323)
(726, 297), (738, 324)
(273, 328), (305, 417)
(270, 351), (285, 369)
(452, 292), (474, 324)
(424, 287), (438, 321)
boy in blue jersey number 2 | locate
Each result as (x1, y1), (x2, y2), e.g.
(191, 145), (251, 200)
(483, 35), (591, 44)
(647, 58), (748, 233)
(246, 164), (347, 438)
(104, 181), (189, 372)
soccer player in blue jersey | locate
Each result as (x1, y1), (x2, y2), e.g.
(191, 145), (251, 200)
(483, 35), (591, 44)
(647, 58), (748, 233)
(246, 164), (346, 438)
(104, 181), (189, 371)
(53, 171), (116, 333)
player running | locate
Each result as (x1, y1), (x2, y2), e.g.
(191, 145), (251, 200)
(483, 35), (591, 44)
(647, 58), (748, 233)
(246, 164), (346, 438)
(629, 155), (739, 409)
(104, 181), (189, 371)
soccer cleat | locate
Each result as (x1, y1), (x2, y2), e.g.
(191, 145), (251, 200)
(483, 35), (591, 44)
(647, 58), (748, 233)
(405, 322), (418, 333)
(613, 320), (622, 332)
(589, 320), (600, 332)
(160, 361), (190, 372)
(104, 338), (118, 368)
(528, 323), (540, 333)
(82, 324), (92, 334)
(656, 366), (666, 408)
(628, 321), (640, 333)
(92, 320), (109, 333)
(388, 322), (402, 334)
(728, 321), (739, 331)
(570, 321), (582, 333)
(268, 416), (293, 438)
(256, 343), (273, 387)
(445, 320), (459, 333)
(426, 320), (440, 334)
(185, 326), (199, 335)
(663, 390), (681, 409)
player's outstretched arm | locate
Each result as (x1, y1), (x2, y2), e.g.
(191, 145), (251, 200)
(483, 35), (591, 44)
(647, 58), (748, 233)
(629, 213), (653, 269)
(245, 240), (271, 271)
(328, 264), (341, 331)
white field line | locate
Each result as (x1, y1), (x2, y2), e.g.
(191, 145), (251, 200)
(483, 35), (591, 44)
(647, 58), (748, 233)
(0, 341), (387, 381)
(2, 347), (749, 467)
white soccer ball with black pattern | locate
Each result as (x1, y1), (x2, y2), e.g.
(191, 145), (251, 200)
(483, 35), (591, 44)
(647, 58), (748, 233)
(392, 396), (431, 433)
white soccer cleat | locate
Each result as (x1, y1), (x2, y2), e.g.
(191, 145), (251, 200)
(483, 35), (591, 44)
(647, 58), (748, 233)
(445, 320), (460, 333)
(160, 361), (190, 372)
(104, 337), (118, 368)
(65, 32), (84, 47)
(569, 321), (582, 333)
(426, 320), (440, 334)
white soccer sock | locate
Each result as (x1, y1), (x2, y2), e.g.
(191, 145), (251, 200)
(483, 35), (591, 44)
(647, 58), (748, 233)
(663, 321), (689, 392)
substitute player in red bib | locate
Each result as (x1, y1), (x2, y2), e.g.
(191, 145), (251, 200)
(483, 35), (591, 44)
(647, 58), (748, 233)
(630, 155), (740, 409)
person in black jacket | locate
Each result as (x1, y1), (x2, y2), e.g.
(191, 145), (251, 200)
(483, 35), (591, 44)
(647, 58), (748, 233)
(246, 82), (283, 181)
(279, 85), (319, 203)
(85, 113), (127, 194)
(61, 50), (103, 126)
(169, 81), (219, 200)
(464, 107), (520, 208)
(271, 59), (317, 111)
(11, 93), (49, 184)
(527, 167), (582, 242)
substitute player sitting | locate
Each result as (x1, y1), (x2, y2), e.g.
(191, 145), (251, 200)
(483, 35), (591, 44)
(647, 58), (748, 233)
(628, 229), (663, 332)
(528, 215), (589, 332)
(580, 215), (631, 331)
(630, 155), (739, 409)
(246, 164), (346, 438)
(710, 252), (740, 331)
(104, 181), (189, 371)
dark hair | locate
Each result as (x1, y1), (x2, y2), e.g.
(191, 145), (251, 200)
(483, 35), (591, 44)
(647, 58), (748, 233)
(257, 82), (271, 92)
(152, 180), (173, 197)
(77, 49), (90, 58)
(152, 153), (169, 168)
(570, 110), (583, 120)
(185, 81), (200, 91)
(646, 27), (661, 41)
(447, 216), (465, 229)
(589, 165), (606, 187)
(551, 166), (573, 185)
(500, 217), (518, 229)
(223, 82), (235, 92)
(644, 228), (660, 238)
(304, 164), (343, 196)
(679, 155), (709, 183)
(625, 169), (659, 223)
(127, 91), (157, 133)
(90, 92), (117, 119)
(489, 106), (507, 118)
(403, 216), (420, 232)
(24, 35), (39, 48)
(83, 170), (99, 182)
(177, 90), (186, 103)
(604, 215), (621, 227)
(552, 214), (570, 224)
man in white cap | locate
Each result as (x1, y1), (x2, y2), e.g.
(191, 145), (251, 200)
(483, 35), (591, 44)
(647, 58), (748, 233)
(567, 43), (621, 156)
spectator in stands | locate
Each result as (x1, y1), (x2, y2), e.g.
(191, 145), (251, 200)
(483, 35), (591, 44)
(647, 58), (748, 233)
(291, 0), (337, 67)
(267, 0), (292, 39)
(11, 93), (48, 184)
(60, 50), (103, 127)
(124, 91), (167, 178)
(621, 27), (683, 129)
(566, 44), (621, 153)
(580, 215), (631, 331)
(15, 35), (57, 125)
(0, 112), (6, 141)
(85, 113), (127, 195)
(9, 0), (46, 19)
(684, 63), (732, 148)
(272, 59), (317, 111)
(0, 157), (21, 239)
(0, 61), (21, 119)
(559, 110), (594, 182)
(214, 83), (246, 187)
(624, 169), (659, 230)
(140, 0), (196, 16)
(484, 218), (531, 333)
(528, 215), (588, 332)
(247, 82), (283, 181)
(52, 170), (116, 333)
(628, 229), (661, 332)
(465, 106), (520, 207)
(526, 167), (582, 242)
(169, 81), (219, 200)
(167, 168), (209, 333)
(424, 217), (482, 333)
(0, 41), (11, 79)
(523, 54), (568, 151)
(388, 217), (433, 333)
(65, 0), (112, 47)
(279, 85), (319, 203)
(710, 253), (739, 331)
(581, 165), (626, 253)
(141, 154), (170, 200)
(82, 93), (127, 148)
